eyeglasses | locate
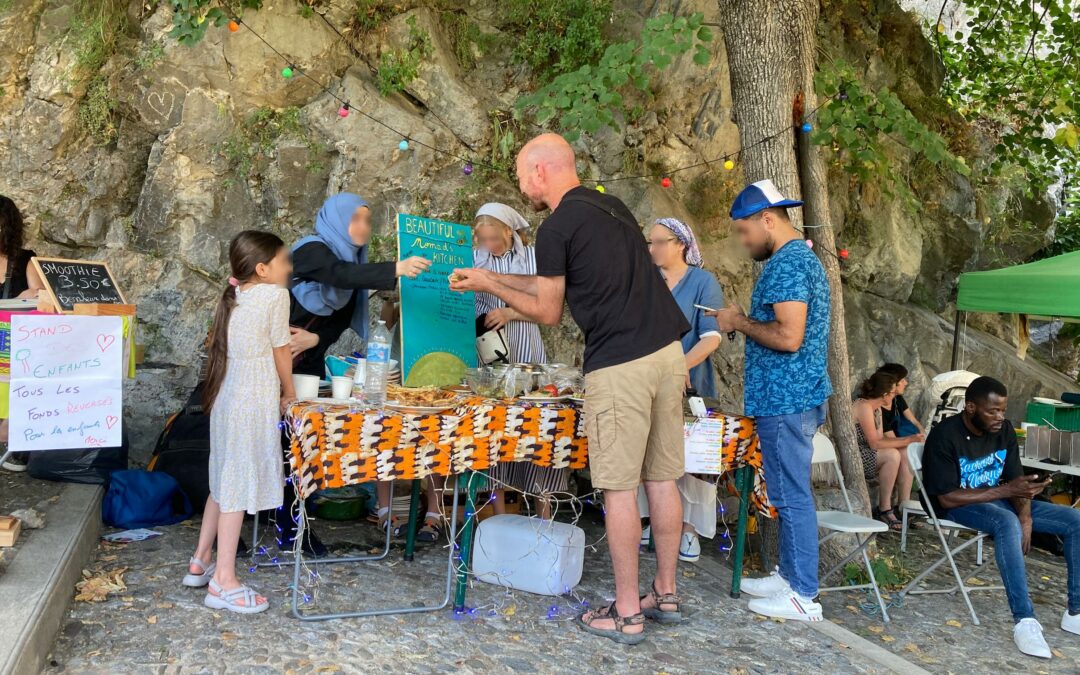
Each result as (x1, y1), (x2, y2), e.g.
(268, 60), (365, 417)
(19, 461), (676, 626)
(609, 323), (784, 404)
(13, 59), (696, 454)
(646, 237), (678, 247)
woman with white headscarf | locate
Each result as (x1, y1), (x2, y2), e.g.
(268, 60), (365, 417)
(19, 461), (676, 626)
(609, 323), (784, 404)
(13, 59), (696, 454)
(472, 203), (546, 364)
(473, 203), (564, 519)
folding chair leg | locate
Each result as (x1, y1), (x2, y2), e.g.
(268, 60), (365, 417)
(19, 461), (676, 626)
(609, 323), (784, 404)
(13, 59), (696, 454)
(976, 538), (984, 566)
(861, 541), (890, 623)
(900, 510), (909, 553)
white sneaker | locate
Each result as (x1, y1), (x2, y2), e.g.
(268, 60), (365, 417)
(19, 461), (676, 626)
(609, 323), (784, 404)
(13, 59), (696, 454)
(747, 589), (823, 622)
(1061, 609), (1080, 636)
(1014, 618), (1052, 659)
(679, 532), (700, 562)
(640, 525), (651, 547)
(740, 567), (791, 598)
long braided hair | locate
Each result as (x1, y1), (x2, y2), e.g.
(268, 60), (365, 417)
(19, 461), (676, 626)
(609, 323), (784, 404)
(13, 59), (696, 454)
(203, 230), (286, 413)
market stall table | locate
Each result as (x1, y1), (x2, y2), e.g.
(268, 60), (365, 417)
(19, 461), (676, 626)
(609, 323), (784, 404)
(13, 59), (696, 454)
(284, 396), (769, 620)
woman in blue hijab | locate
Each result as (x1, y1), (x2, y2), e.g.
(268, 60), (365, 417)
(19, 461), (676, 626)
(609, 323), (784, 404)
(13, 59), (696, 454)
(288, 193), (429, 376)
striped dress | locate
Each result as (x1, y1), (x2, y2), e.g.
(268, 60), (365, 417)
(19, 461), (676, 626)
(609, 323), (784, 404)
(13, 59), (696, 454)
(473, 246), (546, 364)
(474, 246), (567, 496)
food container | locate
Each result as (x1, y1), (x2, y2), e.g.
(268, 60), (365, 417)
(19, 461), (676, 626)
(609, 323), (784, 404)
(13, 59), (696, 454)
(1070, 432), (1080, 467)
(502, 363), (552, 398)
(1048, 429), (1069, 463)
(1025, 425), (1051, 460)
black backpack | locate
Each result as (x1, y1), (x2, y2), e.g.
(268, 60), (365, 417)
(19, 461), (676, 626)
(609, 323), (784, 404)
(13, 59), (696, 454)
(148, 383), (210, 508)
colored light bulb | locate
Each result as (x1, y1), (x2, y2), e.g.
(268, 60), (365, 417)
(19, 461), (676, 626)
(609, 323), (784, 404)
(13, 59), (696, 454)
(660, 177), (672, 188)
(839, 249), (849, 259)
(463, 163), (473, 176)
(228, 20), (239, 32)
(282, 66), (293, 78)
(801, 122), (813, 133)
(398, 139), (410, 151)
(595, 185), (605, 193)
(338, 105), (349, 118)
(805, 239), (814, 249)
(723, 159), (734, 170)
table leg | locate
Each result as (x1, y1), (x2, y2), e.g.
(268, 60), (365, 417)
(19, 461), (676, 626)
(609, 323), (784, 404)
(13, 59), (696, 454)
(404, 479), (421, 562)
(453, 470), (482, 612)
(730, 465), (752, 598)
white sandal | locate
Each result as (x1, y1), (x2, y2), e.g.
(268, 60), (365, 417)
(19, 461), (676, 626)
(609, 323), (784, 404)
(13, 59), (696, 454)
(182, 556), (216, 588)
(203, 579), (269, 614)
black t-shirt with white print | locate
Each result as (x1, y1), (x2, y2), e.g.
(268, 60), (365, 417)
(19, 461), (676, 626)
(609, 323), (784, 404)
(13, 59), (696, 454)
(921, 413), (1023, 514)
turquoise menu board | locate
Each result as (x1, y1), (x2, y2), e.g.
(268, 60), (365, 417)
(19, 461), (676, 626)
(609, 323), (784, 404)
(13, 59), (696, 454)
(397, 214), (476, 384)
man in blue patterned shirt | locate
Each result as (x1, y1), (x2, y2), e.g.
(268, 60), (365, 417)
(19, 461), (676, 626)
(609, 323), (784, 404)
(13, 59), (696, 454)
(708, 179), (832, 621)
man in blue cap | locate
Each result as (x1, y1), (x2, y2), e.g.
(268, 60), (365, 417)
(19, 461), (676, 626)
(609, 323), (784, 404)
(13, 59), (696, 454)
(707, 179), (832, 621)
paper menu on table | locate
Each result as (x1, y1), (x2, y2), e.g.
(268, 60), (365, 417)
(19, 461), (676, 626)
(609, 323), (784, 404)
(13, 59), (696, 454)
(8, 315), (123, 451)
(683, 418), (726, 474)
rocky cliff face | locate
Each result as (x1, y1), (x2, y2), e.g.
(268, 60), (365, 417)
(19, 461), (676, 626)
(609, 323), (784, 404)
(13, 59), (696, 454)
(0, 0), (1070, 460)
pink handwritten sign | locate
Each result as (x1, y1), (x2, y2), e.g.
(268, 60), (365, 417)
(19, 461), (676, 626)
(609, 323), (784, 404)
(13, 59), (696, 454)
(8, 315), (123, 451)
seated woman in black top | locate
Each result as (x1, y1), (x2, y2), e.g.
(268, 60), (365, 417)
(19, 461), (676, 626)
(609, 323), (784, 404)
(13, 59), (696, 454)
(288, 193), (429, 375)
(1, 195), (46, 473)
(286, 193), (443, 542)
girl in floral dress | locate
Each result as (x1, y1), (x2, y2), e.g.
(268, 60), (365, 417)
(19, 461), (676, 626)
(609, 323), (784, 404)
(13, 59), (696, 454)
(181, 231), (295, 614)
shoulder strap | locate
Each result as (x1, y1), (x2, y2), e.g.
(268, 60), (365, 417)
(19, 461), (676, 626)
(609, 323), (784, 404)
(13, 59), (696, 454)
(1, 251), (15, 300)
(559, 193), (639, 231)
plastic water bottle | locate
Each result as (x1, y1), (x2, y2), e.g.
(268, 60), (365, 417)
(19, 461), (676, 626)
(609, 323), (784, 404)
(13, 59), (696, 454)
(364, 321), (392, 407)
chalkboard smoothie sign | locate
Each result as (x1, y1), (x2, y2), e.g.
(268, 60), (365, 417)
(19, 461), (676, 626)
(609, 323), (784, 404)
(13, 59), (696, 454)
(396, 214), (476, 386)
(32, 257), (126, 313)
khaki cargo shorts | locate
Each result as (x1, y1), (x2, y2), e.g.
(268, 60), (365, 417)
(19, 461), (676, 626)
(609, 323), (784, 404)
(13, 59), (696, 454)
(583, 341), (687, 491)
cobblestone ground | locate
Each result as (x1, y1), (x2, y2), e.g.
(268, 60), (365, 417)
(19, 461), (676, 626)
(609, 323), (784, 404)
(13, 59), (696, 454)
(0, 469), (63, 576)
(47, 509), (887, 675)
(816, 524), (1080, 674)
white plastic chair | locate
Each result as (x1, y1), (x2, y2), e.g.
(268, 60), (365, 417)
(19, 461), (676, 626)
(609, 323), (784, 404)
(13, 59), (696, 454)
(812, 433), (891, 622)
(901, 497), (983, 565)
(897, 442), (1002, 625)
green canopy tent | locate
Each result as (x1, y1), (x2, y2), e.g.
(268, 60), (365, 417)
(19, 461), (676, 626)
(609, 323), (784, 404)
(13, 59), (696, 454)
(952, 250), (1080, 368)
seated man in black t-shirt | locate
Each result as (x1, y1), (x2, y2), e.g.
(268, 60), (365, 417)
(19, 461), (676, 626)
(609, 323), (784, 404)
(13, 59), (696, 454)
(922, 376), (1080, 660)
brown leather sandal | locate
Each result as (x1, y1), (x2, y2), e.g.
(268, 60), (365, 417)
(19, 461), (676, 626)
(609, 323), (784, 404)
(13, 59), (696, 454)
(577, 601), (646, 645)
(640, 581), (683, 624)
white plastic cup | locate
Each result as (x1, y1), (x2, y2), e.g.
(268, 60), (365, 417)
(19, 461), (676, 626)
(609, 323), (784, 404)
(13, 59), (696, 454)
(293, 374), (320, 400)
(331, 376), (353, 400)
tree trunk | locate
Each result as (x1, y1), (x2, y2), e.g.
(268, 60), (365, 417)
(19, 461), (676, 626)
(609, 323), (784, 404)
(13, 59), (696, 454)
(789, 2), (873, 518)
(718, 0), (872, 573)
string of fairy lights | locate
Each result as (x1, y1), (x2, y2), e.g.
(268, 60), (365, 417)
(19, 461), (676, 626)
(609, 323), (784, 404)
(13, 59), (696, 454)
(219, 12), (853, 262)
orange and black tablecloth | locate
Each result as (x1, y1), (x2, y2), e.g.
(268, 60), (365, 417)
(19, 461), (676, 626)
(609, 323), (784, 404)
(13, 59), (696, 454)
(286, 398), (771, 513)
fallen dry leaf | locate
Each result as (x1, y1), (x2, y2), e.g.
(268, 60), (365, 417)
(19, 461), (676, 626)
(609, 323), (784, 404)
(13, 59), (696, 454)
(945, 619), (962, 628)
(881, 635), (896, 643)
(156, 602), (174, 610)
(509, 634), (521, 642)
(967, 577), (987, 586)
(1052, 649), (1064, 658)
(221, 631), (238, 641)
(904, 643), (922, 654)
(75, 567), (128, 602)
(147, 615), (157, 625)
(867, 625), (884, 634)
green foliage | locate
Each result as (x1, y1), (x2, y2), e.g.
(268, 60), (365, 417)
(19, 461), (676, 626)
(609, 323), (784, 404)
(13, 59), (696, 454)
(69, 0), (128, 80)
(842, 555), (911, 590)
(0, 0), (12, 15)
(517, 13), (713, 142)
(368, 230), (398, 263)
(1042, 185), (1080, 256)
(167, 0), (264, 46)
(350, 0), (394, 34)
(134, 41), (166, 71)
(219, 106), (321, 181)
(442, 12), (493, 71)
(77, 75), (120, 146)
(376, 16), (432, 97)
(504, 0), (611, 79)
(937, 0), (1078, 197)
(811, 63), (970, 209)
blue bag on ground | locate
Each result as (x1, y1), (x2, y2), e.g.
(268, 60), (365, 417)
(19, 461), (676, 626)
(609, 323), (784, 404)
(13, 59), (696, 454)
(102, 470), (193, 529)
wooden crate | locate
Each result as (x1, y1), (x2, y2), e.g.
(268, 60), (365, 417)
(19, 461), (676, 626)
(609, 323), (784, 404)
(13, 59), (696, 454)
(0, 515), (21, 547)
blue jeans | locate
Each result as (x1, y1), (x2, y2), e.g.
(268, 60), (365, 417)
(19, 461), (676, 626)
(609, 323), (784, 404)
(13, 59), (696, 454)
(944, 499), (1080, 622)
(757, 402), (827, 598)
